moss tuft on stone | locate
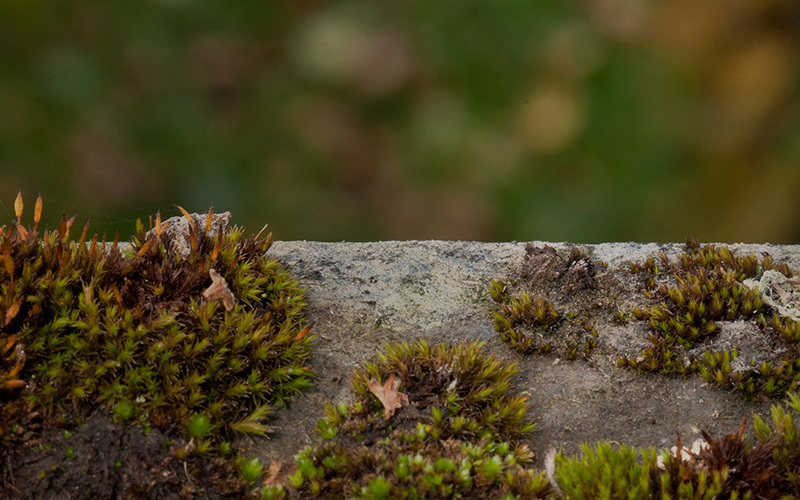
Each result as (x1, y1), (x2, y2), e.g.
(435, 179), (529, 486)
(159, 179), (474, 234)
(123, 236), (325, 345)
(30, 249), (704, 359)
(0, 193), (313, 457)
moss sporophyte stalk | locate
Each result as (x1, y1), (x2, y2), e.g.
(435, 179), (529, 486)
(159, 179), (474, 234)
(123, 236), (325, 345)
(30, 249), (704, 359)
(0, 192), (313, 459)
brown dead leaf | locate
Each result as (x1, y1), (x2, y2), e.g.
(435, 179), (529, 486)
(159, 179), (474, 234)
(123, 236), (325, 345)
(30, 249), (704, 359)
(263, 461), (283, 486)
(203, 268), (236, 311)
(368, 373), (409, 419)
(4, 298), (22, 326)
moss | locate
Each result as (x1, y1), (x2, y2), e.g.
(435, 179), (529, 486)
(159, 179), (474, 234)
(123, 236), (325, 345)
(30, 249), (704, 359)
(620, 238), (799, 398)
(1, 192), (313, 458)
(274, 341), (800, 499)
(280, 340), (553, 499)
(489, 245), (608, 359)
(491, 282), (561, 354)
(559, 391), (800, 499)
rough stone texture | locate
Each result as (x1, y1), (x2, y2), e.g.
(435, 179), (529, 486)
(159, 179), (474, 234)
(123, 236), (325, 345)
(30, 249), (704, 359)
(249, 241), (799, 468)
(744, 270), (800, 321)
(146, 211), (231, 257)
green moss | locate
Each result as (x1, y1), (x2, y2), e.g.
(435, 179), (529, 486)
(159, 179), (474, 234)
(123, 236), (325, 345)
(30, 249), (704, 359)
(0, 193), (313, 455)
(620, 238), (799, 398)
(284, 340), (552, 499)
(490, 280), (561, 354)
(277, 340), (800, 499)
(489, 245), (609, 360)
(552, 392), (800, 499)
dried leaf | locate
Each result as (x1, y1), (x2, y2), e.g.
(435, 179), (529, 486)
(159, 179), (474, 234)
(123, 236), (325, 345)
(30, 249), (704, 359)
(263, 461), (283, 486)
(203, 268), (236, 311)
(368, 373), (409, 419)
(4, 298), (22, 326)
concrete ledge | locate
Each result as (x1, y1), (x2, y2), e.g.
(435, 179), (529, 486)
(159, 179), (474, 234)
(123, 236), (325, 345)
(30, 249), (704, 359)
(256, 241), (800, 466)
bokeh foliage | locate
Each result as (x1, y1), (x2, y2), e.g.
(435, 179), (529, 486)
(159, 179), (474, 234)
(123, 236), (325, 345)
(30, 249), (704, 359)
(1, 0), (798, 242)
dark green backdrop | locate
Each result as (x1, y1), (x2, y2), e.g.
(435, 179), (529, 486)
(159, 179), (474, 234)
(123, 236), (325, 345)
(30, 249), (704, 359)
(1, 0), (798, 242)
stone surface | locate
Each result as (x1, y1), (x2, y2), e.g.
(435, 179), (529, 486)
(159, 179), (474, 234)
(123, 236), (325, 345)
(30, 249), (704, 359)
(249, 241), (799, 467)
(146, 211), (231, 257)
(744, 270), (800, 321)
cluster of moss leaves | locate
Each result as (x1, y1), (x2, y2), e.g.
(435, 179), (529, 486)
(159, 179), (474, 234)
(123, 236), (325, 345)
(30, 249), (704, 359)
(490, 280), (561, 355)
(489, 246), (604, 360)
(269, 340), (800, 499)
(268, 340), (555, 499)
(554, 391), (800, 499)
(0, 194), (313, 461)
(620, 238), (800, 398)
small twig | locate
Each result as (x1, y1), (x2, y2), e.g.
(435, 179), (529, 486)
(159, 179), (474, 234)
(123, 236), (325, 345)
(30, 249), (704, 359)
(5, 454), (14, 487)
(184, 460), (193, 483)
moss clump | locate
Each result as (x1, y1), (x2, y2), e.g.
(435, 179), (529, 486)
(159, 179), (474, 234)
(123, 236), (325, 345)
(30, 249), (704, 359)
(620, 238), (799, 398)
(0, 193), (313, 456)
(275, 340), (553, 499)
(490, 282), (561, 354)
(489, 246), (608, 359)
(270, 340), (800, 499)
(554, 391), (800, 499)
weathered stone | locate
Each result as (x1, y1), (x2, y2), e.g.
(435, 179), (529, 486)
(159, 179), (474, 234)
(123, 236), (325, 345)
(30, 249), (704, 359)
(744, 269), (800, 322)
(252, 241), (799, 468)
(147, 211), (231, 257)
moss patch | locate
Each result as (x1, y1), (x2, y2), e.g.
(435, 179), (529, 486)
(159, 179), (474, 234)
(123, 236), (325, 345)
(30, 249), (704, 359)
(274, 340), (553, 499)
(490, 245), (616, 359)
(620, 238), (799, 398)
(1, 194), (313, 497)
(490, 239), (799, 400)
(272, 341), (800, 499)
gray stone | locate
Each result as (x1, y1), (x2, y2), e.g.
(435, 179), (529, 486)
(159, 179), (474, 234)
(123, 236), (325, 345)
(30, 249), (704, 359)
(251, 241), (799, 467)
(146, 211), (231, 257)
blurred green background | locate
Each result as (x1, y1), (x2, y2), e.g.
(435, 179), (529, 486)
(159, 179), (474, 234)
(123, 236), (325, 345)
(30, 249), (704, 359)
(1, 0), (798, 243)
